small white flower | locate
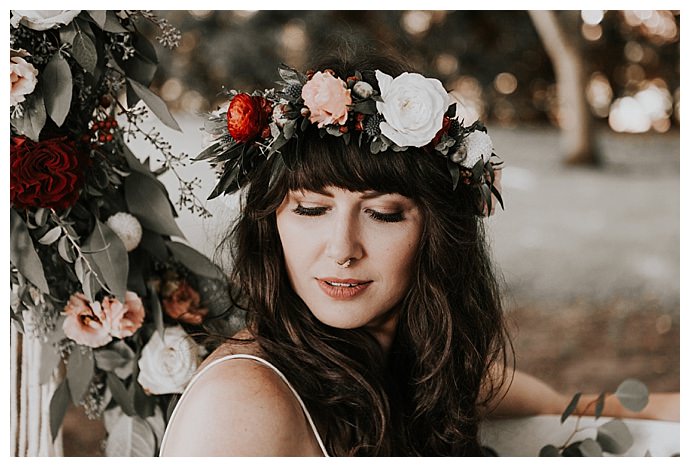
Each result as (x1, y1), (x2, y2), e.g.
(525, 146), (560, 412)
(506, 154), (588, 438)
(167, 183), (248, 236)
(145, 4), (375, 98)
(375, 70), (451, 148)
(137, 326), (200, 395)
(352, 81), (374, 99)
(11, 10), (81, 31)
(106, 212), (142, 252)
(453, 130), (494, 168)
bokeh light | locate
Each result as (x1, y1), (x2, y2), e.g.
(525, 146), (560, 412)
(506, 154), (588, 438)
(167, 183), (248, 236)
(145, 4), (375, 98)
(494, 72), (518, 95)
(581, 10), (605, 25)
(586, 72), (613, 118)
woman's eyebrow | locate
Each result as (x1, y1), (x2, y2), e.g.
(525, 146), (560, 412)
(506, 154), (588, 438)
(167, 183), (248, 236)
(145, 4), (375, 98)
(302, 188), (393, 200)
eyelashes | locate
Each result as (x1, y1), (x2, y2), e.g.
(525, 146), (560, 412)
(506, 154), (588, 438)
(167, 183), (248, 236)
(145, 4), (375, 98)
(292, 205), (405, 223)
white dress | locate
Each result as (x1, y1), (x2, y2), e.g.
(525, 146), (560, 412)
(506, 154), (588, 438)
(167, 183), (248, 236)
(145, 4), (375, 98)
(159, 353), (330, 456)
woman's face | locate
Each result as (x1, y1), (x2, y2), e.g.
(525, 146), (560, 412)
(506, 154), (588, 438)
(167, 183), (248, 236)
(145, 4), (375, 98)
(276, 186), (424, 335)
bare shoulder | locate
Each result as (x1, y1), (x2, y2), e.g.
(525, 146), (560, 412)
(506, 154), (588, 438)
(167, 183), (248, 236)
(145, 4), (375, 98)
(161, 338), (322, 456)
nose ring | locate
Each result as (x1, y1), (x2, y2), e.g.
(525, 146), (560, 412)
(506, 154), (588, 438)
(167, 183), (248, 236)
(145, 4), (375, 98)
(336, 258), (352, 268)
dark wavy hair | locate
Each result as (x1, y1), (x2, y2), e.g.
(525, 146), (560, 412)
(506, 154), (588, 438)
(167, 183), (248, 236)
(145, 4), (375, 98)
(215, 45), (511, 456)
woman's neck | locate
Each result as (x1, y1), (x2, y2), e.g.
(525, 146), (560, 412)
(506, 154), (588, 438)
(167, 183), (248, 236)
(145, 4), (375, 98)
(364, 308), (400, 355)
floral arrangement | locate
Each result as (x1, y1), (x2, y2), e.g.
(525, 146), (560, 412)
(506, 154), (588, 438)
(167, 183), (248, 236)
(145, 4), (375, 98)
(197, 64), (503, 215)
(10, 10), (239, 456)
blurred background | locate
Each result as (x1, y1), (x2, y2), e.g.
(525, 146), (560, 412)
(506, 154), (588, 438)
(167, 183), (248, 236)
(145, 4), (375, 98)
(63, 10), (679, 455)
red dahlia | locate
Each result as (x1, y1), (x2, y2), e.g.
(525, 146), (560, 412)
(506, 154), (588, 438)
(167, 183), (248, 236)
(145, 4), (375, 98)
(226, 93), (273, 143)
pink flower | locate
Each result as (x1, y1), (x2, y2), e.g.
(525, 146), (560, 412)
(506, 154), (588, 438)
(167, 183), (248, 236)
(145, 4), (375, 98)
(301, 71), (352, 128)
(10, 49), (38, 106)
(106, 292), (146, 339)
(62, 293), (112, 348)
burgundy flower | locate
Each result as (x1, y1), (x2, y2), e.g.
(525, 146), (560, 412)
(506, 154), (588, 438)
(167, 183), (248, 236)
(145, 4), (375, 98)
(226, 93), (272, 142)
(162, 280), (208, 326)
(10, 136), (85, 210)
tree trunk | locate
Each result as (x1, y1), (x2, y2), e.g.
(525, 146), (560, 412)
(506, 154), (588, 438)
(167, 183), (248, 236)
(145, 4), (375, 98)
(11, 323), (64, 456)
(528, 10), (599, 165)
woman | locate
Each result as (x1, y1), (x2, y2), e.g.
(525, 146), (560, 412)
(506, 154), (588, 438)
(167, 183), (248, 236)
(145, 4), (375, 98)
(160, 49), (678, 456)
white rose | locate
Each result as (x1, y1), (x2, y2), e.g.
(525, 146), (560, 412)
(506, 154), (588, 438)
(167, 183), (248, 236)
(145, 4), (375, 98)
(375, 70), (451, 148)
(453, 130), (494, 168)
(11, 10), (81, 30)
(137, 326), (200, 395)
(10, 49), (38, 107)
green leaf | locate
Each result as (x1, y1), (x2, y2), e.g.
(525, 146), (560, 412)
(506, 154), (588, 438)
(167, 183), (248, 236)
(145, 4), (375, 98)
(102, 11), (128, 33)
(131, 379), (155, 419)
(594, 392), (606, 419)
(578, 438), (603, 456)
(127, 79), (181, 132)
(145, 406), (166, 447)
(166, 241), (225, 280)
(125, 172), (185, 238)
(105, 413), (156, 456)
(38, 340), (61, 385)
(57, 235), (76, 263)
(107, 372), (135, 416)
(59, 22), (77, 44)
(539, 444), (560, 456)
(49, 379), (71, 441)
(38, 226), (62, 245)
(43, 52), (73, 127)
(94, 342), (135, 379)
(66, 346), (94, 405)
(72, 31), (97, 74)
(84, 220), (129, 302)
(561, 392), (581, 423)
(596, 419), (634, 454)
(10, 209), (50, 294)
(11, 90), (46, 141)
(562, 442), (583, 457)
(86, 10), (106, 29)
(138, 229), (169, 262)
(147, 282), (165, 340)
(614, 378), (649, 412)
(34, 208), (48, 227)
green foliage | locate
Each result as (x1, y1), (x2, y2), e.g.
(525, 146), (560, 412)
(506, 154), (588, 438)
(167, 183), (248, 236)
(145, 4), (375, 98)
(615, 378), (649, 412)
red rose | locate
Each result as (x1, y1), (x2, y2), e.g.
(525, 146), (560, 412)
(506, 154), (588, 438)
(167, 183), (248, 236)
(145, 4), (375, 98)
(226, 93), (273, 143)
(10, 136), (85, 210)
(162, 280), (209, 326)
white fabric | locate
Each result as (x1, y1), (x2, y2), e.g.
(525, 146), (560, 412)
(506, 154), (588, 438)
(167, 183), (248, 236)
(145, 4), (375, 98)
(159, 353), (329, 456)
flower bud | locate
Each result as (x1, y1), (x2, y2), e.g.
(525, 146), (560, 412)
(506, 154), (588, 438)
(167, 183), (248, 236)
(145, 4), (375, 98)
(352, 81), (374, 99)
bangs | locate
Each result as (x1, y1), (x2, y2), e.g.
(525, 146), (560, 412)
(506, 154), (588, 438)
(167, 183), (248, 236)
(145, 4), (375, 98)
(282, 133), (434, 199)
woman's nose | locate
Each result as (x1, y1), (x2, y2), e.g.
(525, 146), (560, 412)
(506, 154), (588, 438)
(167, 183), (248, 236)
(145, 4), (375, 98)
(325, 211), (364, 264)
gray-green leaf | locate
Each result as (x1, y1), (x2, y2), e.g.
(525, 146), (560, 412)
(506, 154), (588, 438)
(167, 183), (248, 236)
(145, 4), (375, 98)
(539, 444), (560, 456)
(84, 220), (129, 302)
(11, 90), (46, 141)
(72, 31), (97, 74)
(66, 346), (95, 405)
(124, 171), (185, 238)
(10, 209), (50, 294)
(86, 10), (106, 29)
(127, 79), (181, 131)
(578, 438), (603, 456)
(43, 53), (73, 127)
(49, 379), (70, 441)
(38, 226), (62, 245)
(105, 413), (156, 456)
(615, 378), (649, 412)
(561, 392), (582, 423)
(596, 419), (634, 454)
(166, 241), (224, 280)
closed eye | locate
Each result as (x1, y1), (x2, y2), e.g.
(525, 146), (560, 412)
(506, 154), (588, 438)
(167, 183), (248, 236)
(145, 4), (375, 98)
(292, 205), (405, 223)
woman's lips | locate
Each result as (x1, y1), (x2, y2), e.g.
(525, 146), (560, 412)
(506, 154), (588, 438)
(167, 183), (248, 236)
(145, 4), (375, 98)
(317, 279), (372, 300)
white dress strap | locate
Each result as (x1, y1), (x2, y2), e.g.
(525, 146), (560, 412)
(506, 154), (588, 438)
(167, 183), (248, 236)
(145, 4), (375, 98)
(159, 353), (329, 457)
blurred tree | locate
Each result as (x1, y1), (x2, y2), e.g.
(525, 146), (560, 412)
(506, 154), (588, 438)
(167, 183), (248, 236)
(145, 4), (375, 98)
(529, 10), (599, 165)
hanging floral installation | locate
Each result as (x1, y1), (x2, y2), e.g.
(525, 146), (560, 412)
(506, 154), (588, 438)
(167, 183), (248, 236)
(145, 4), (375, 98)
(9, 10), (239, 456)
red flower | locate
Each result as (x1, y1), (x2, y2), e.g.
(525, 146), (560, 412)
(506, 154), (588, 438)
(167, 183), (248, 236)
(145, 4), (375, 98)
(10, 136), (85, 210)
(430, 115), (452, 149)
(162, 280), (208, 326)
(226, 93), (273, 143)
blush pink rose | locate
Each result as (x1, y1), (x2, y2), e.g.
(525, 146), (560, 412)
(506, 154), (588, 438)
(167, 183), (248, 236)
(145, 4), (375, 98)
(10, 49), (38, 106)
(106, 291), (146, 339)
(301, 71), (352, 128)
(62, 293), (112, 348)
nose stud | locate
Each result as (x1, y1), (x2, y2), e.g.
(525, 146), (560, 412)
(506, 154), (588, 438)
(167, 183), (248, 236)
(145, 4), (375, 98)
(336, 258), (352, 268)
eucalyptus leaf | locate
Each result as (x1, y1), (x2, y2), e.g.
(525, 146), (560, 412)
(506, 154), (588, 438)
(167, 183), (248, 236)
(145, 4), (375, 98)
(562, 441), (583, 457)
(66, 346), (95, 405)
(38, 340), (61, 385)
(124, 171), (185, 238)
(561, 392), (582, 423)
(86, 10), (106, 29)
(94, 343), (135, 379)
(72, 31), (98, 74)
(34, 208), (48, 227)
(578, 438), (603, 456)
(594, 392), (606, 419)
(59, 22), (77, 44)
(11, 90), (46, 141)
(38, 226), (62, 245)
(105, 413), (156, 457)
(614, 378), (649, 412)
(127, 79), (181, 132)
(597, 419), (634, 454)
(145, 406), (166, 447)
(167, 241), (225, 280)
(49, 379), (71, 441)
(43, 53), (73, 127)
(102, 10), (129, 33)
(10, 209), (50, 294)
(131, 379), (155, 419)
(538, 444), (560, 456)
(84, 220), (129, 302)
(138, 229), (169, 262)
(58, 235), (76, 263)
(107, 372), (135, 416)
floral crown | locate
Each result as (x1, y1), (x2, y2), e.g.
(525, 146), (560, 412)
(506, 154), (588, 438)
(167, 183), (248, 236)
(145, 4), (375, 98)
(197, 64), (504, 215)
